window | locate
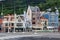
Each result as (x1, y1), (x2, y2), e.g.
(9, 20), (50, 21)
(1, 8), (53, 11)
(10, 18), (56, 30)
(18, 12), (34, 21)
(18, 19), (21, 22)
(11, 23), (14, 26)
(17, 23), (23, 26)
(32, 13), (35, 15)
(5, 23), (8, 26)
(50, 16), (55, 20)
(37, 17), (39, 19)
(28, 13), (30, 15)
(17, 17), (18, 19)
(20, 16), (24, 20)
(48, 23), (58, 26)
(32, 18), (35, 20)
(7, 18), (8, 21)
(32, 22), (35, 24)
(49, 20), (56, 22)
(10, 17), (14, 21)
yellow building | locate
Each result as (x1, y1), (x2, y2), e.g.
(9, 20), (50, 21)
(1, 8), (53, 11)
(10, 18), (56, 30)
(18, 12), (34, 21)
(40, 16), (48, 30)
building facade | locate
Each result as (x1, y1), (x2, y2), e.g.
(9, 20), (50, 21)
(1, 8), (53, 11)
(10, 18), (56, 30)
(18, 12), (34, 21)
(2, 14), (26, 32)
(59, 18), (60, 26)
(2, 14), (15, 32)
(40, 16), (48, 30)
(27, 6), (41, 30)
(43, 9), (59, 30)
(0, 6), (59, 32)
(0, 16), (3, 32)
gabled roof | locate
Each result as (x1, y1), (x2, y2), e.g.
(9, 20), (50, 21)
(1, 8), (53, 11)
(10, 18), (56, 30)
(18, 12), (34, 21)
(43, 13), (49, 19)
(28, 6), (40, 12)
(40, 16), (48, 19)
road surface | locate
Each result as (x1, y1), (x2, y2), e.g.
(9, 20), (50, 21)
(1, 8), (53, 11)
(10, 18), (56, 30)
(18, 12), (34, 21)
(0, 32), (60, 40)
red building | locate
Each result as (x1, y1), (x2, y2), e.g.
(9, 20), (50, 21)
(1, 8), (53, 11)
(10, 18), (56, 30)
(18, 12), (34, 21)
(0, 16), (3, 32)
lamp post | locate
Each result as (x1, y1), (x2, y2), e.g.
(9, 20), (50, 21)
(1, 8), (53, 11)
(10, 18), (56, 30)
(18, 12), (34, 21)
(22, 11), (26, 33)
(0, 0), (4, 32)
(13, 1), (16, 33)
(34, 9), (38, 34)
(13, 13), (16, 33)
(8, 15), (10, 33)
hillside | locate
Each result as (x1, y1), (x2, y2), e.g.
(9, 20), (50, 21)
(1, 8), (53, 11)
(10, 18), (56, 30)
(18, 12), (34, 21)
(0, 0), (45, 15)
(0, 0), (60, 18)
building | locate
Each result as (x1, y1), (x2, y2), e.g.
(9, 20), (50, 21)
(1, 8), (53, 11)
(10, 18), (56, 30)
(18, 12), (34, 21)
(0, 16), (3, 32)
(48, 12), (58, 29)
(2, 14), (15, 32)
(59, 18), (60, 26)
(40, 16), (48, 30)
(41, 9), (59, 30)
(15, 14), (26, 32)
(44, 9), (59, 30)
(2, 14), (26, 32)
(1, 6), (59, 32)
(27, 6), (41, 30)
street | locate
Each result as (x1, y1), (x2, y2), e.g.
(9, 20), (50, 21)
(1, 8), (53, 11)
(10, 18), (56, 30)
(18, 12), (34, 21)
(0, 32), (60, 40)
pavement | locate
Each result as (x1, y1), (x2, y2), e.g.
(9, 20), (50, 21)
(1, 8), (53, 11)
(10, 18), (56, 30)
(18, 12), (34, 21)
(0, 32), (60, 40)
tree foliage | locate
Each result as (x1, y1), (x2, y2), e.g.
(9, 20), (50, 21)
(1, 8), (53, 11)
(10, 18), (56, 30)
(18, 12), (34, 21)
(0, 0), (60, 17)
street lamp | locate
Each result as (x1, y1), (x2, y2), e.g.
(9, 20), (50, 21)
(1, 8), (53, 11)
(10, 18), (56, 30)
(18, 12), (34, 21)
(34, 9), (38, 34)
(8, 15), (10, 33)
(14, 14), (16, 33)
(13, 1), (16, 33)
(0, 0), (4, 32)
(0, 0), (5, 14)
(22, 11), (26, 33)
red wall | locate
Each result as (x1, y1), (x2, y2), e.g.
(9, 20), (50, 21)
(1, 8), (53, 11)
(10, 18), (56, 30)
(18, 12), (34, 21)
(0, 19), (3, 24)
